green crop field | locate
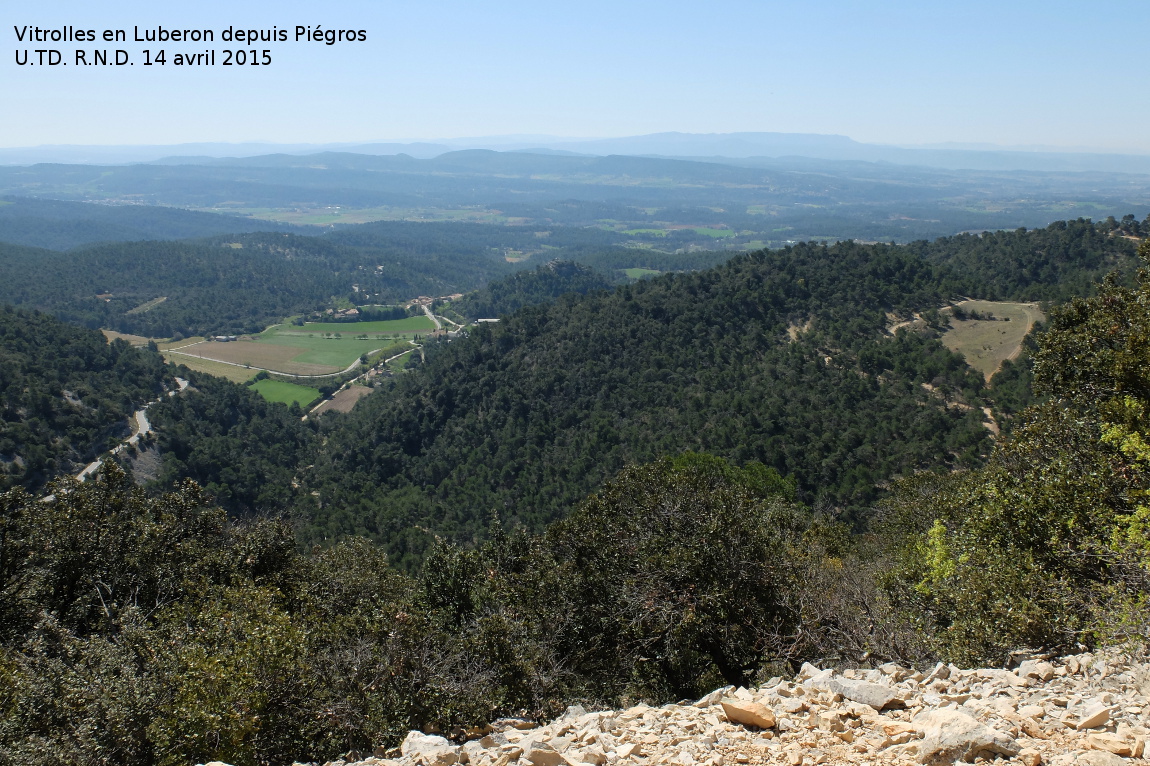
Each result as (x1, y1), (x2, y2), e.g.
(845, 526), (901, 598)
(297, 316), (435, 334)
(622, 228), (669, 237)
(623, 268), (662, 279)
(252, 333), (389, 368)
(693, 228), (735, 238)
(250, 379), (322, 407)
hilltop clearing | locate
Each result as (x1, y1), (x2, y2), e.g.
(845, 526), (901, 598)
(940, 300), (1045, 381)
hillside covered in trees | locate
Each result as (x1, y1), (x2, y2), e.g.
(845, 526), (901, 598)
(0, 222), (655, 337)
(3, 239), (1150, 766)
(138, 220), (1139, 568)
(0, 306), (174, 490)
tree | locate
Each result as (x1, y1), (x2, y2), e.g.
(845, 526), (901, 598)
(543, 454), (807, 698)
(883, 239), (1150, 664)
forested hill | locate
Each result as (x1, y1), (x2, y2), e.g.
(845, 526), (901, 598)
(0, 306), (174, 491)
(0, 231), (518, 338)
(129, 219), (1142, 566)
(297, 240), (992, 563)
(453, 260), (614, 319)
(0, 196), (303, 250)
(910, 217), (1140, 301)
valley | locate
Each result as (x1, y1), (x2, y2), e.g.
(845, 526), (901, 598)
(1, 168), (1148, 766)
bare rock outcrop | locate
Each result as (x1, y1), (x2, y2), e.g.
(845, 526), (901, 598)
(219, 646), (1149, 766)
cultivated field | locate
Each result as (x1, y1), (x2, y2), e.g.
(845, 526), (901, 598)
(941, 300), (1045, 381)
(102, 330), (153, 346)
(296, 316), (435, 335)
(311, 385), (375, 415)
(162, 324), (419, 378)
(162, 353), (257, 383)
(168, 340), (340, 376)
(251, 334), (392, 368)
(250, 379), (321, 407)
(158, 336), (205, 350)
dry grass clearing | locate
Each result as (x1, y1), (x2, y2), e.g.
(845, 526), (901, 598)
(941, 300), (1044, 381)
(167, 340), (340, 376)
(162, 353), (257, 383)
(312, 385), (375, 415)
(126, 296), (168, 315)
(102, 330), (153, 346)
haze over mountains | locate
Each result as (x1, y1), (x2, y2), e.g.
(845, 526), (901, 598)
(5, 131), (1150, 174)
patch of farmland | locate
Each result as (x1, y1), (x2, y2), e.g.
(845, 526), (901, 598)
(252, 333), (391, 368)
(169, 340), (339, 375)
(250, 379), (321, 407)
(623, 268), (661, 279)
(158, 337), (205, 350)
(162, 353), (257, 383)
(311, 385), (375, 415)
(298, 316), (436, 334)
(940, 300), (1045, 381)
(102, 329), (153, 346)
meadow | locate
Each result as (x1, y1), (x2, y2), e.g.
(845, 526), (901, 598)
(294, 316), (435, 334)
(249, 379), (322, 408)
(623, 268), (661, 279)
(940, 300), (1045, 381)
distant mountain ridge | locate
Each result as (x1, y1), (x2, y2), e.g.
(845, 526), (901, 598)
(4, 131), (1150, 174)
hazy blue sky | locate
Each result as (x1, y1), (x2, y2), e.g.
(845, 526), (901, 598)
(4, 0), (1148, 151)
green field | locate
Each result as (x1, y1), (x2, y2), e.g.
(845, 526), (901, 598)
(387, 350), (416, 371)
(297, 316), (435, 334)
(253, 333), (391, 367)
(621, 228), (669, 237)
(693, 228), (735, 238)
(623, 268), (662, 279)
(250, 379), (322, 407)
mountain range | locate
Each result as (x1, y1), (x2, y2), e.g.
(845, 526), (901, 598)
(5, 131), (1150, 174)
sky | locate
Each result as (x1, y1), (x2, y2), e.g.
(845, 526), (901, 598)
(4, 0), (1149, 152)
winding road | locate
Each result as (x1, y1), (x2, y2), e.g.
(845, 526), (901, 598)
(76, 377), (189, 483)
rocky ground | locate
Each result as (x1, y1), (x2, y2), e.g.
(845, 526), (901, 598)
(204, 648), (1150, 766)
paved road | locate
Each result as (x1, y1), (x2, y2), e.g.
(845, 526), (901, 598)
(76, 377), (189, 483)
(422, 304), (443, 330)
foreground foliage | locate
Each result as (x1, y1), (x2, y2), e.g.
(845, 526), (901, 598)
(881, 240), (1150, 665)
(0, 456), (842, 766)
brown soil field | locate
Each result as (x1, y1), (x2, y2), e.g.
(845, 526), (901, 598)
(169, 340), (339, 376)
(312, 385), (375, 415)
